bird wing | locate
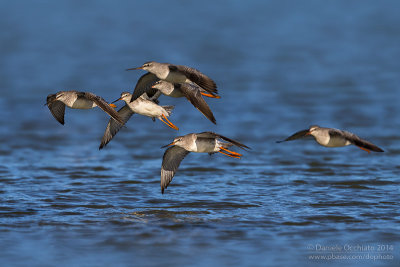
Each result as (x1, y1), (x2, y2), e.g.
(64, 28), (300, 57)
(276, 129), (310, 143)
(342, 130), (384, 152)
(178, 83), (216, 124)
(161, 146), (190, 194)
(99, 105), (134, 149)
(327, 128), (347, 138)
(84, 92), (125, 125)
(47, 94), (66, 125)
(173, 65), (217, 94)
(148, 90), (162, 104)
(130, 73), (160, 102)
(196, 132), (250, 150)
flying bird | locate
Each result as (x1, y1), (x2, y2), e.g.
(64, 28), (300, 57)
(126, 61), (219, 99)
(46, 91), (124, 125)
(160, 132), (250, 194)
(277, 125), (384, 153)
(99, 92), (178, 149)
(150, 80), (216, 124)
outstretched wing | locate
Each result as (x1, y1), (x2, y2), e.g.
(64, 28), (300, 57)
(173, 65), (217, 94)
(161, 146), (190, 194)
(46, 94), (66, 125)
(178, 83), (216, 124)
(99, 105), (134, 149)
(130, 73), (160, 102)
(84, 92), (125, 125)
(196, 132), (250, 150)
(276, 129), (310, 143)
(342, 131), (384, 152)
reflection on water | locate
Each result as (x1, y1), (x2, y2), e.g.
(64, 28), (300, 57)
(1, 0), (400, 266)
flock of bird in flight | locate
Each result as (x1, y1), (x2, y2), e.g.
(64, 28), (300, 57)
(46, 61), (384, 194)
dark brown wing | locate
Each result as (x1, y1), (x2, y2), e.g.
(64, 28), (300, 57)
(46, 94), (66, 125)
(99, 105), (134, 150)
(196, 132), (250, 150)
(84, 92), (125, 125)
(173, 65), (217, 94)
(130, 73), (160, 102)
(327, 128), (346, 138)
(161, 146), (190, 194)
(178, 83), (216, 124)
(342, 130), (384, 152)
(276, 129), (310, 143)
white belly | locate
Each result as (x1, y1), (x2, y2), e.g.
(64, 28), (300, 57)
(70, 99), (96, 109)
(166, 88), (184, 98)
(192, 139), (217, 153)
(322, 136), (351, 147)
(164, 71), (187, 83)
(129, 101), (162, 117)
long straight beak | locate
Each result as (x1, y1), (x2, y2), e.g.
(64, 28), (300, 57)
(305, 131), (311, 136)
(161, 142), (175, 149)
(126, 67), (143, 71)
(111, 97), (122, 104)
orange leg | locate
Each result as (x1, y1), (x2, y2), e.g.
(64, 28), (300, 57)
(220, 146), (242, 157)
(109, 103), (117, 108)
(201, 92), (221, 99)
(160, 116), (176, 130)
(358, 146), (371, 153)
(161, 114), (179, 130)
(218, 150), (241, 159)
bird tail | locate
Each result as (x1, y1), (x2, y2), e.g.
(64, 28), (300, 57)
(162, 105), (175, 116)
(217, 140), (233, 150)
(222, 143), (233, 149)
